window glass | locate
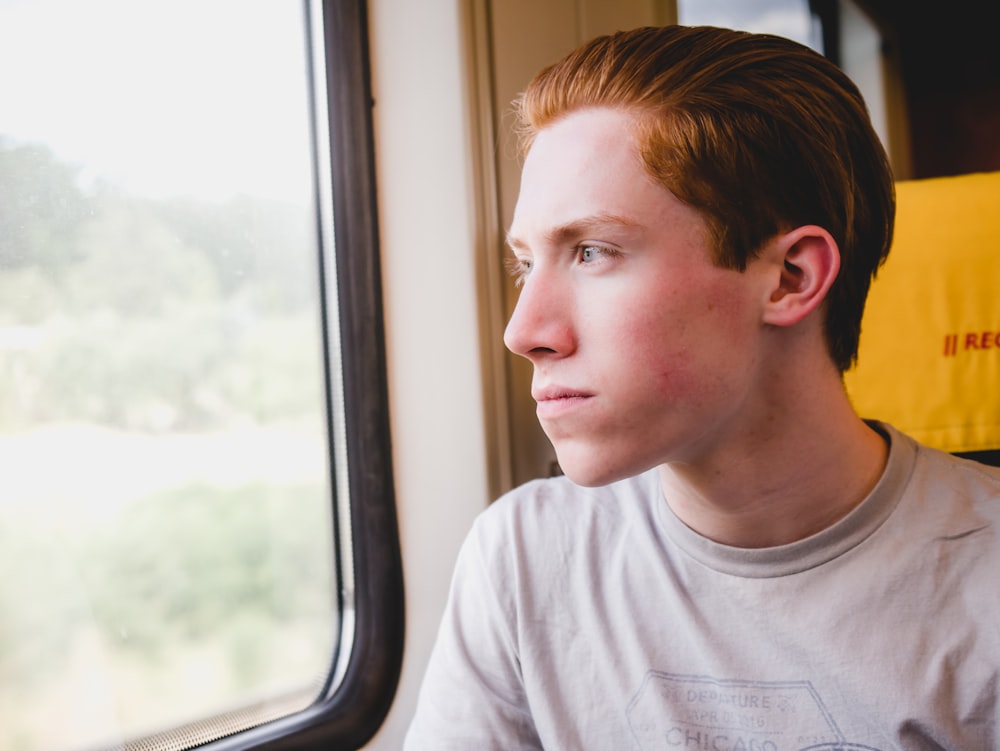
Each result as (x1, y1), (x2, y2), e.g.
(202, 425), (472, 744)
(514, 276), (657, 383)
(0, 2), (341, 749)
(677, 0), (823, 52)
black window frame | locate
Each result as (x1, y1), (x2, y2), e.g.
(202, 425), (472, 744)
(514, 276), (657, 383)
(205, 1), (404, 749)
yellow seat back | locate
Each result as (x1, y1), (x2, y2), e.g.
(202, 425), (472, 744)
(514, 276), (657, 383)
(844, 171), (1000, 454)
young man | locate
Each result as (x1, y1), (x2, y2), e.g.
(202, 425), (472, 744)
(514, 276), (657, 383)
(406, 25), (1000, 749)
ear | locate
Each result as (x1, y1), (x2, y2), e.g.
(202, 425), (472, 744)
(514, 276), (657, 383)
(761, 225), (840, 327)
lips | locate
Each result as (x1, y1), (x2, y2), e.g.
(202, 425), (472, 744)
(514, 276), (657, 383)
(532, 384), (593, 401)
(532, 385), (594, 418)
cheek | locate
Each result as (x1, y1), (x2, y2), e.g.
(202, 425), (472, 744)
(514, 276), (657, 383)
(584, 270), (756, 386)
(628, 289), (755, 401)
(600, 309), (704, 403)
(653, 354), (716, 408)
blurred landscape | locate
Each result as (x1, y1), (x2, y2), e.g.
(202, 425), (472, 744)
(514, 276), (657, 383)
(0, 139), (339, 751)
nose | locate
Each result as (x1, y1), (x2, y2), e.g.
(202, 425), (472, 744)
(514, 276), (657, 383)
(503, 271), (575, 361)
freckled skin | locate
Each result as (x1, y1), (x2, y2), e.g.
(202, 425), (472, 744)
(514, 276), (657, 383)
(504, 108), (777, 487)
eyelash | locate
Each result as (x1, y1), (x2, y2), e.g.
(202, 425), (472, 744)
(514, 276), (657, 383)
(505, 256), (532, 288)
(505, 244), (619, 287)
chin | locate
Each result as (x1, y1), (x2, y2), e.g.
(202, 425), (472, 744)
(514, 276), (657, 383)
(553, 448), (642, 488)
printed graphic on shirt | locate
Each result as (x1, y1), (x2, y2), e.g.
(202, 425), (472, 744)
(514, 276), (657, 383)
(626, 672), (883, 751)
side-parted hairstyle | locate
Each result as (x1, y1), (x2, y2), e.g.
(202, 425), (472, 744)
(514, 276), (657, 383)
(515, 25), (895, 373)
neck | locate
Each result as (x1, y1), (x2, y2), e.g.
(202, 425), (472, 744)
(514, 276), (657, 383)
(658, 371), (888, 549)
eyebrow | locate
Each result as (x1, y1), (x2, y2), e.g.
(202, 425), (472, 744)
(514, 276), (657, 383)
(506, 212), (642, 251)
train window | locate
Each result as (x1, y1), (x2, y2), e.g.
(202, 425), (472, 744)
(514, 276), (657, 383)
(676, 0), (824, 51)
(0, 1), (401, 750)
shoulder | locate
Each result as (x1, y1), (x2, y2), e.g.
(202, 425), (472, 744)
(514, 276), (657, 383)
(904, 429), (1000, 508)
(877, 422), (1000, 497)
(885, 425), (1000, 555)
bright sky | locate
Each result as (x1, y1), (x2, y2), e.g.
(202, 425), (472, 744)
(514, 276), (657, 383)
(0, 0), (314, 201)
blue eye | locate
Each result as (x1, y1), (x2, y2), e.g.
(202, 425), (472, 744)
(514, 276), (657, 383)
(576, 244), (621, 268)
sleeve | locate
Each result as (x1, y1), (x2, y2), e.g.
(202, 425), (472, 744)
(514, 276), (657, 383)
(403, 510), (542, 750)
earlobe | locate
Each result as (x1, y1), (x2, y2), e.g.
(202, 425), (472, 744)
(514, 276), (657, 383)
(762, 225), (840, 327)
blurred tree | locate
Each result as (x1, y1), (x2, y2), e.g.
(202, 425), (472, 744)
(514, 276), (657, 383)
(0, 140), (91, 271)
(0, 140), (323, 431)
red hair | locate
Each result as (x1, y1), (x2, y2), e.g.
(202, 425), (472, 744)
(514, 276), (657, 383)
(516, 25), (895, 372)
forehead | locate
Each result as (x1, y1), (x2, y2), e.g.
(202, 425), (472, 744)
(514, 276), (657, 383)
(517, 107), (644, 201)
(510, 108), (690, 245)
